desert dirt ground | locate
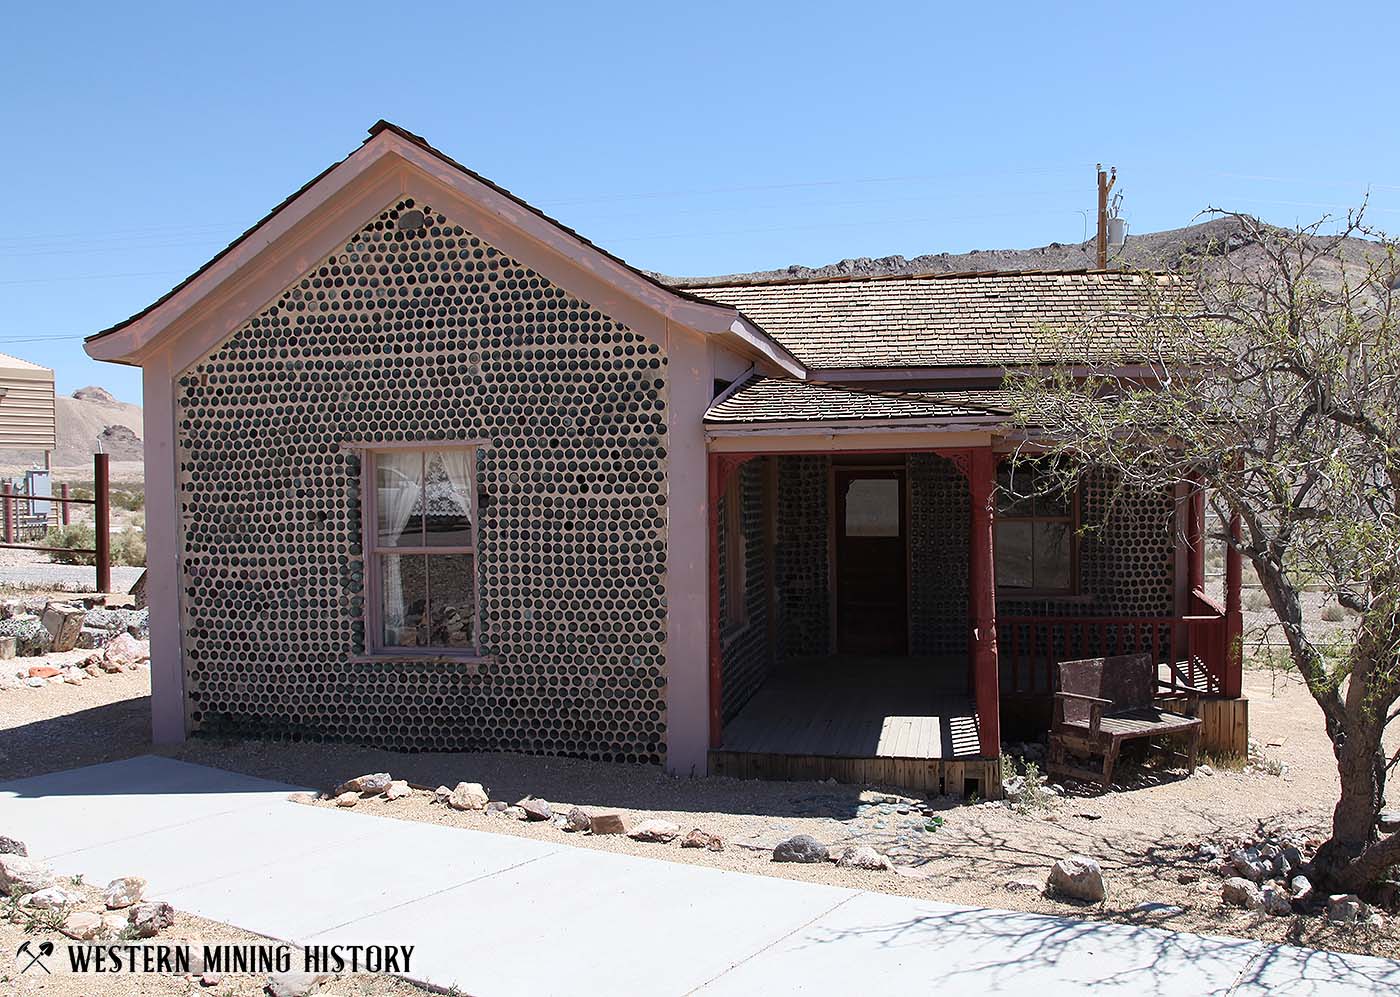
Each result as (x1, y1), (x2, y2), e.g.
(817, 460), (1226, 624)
(2, 662), (1397, 972)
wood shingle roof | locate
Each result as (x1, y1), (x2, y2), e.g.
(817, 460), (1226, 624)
(704, 376), (1015, 425)
(688, 270), (1176, 369)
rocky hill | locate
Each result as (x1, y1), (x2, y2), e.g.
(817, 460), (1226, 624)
(660, 216), (1387, 288)
(1, 386), (144, 473)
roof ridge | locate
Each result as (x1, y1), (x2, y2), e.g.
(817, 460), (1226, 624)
(671, 267), (1169, 290)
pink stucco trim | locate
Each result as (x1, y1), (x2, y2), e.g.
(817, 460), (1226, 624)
(663, 322), (714, 777)
(141, 348), (185, 743)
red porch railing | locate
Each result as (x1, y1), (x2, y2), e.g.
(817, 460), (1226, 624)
(1000, 596), (1229, 698)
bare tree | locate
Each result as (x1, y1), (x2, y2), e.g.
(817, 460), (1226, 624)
(1004, 208), (1400, 895)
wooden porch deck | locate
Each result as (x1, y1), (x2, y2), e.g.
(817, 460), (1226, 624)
(719, 657), (982, 760)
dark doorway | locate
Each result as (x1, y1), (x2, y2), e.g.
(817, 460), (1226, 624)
(834, 466), (908, 654)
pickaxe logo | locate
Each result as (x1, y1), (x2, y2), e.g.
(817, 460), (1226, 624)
(16, 940), (54, 974)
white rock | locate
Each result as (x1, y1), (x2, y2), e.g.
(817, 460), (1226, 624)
(334, 791), (359, 808)
(128, 900), (176, 937)
(333, 772), (391, 796)
(383, 780), (412, 801)
(1222, 877), (1263, 910)
(447, 782), (489, 811)
(103, 875), (146, 909)
(0, 853), (56, 893)
(627, 819), (681, 843)
(1327, 893), (1365, 924)
(62, 910), (105, 940)
(22, 885), (82, 909)
(1046, 855), (1108, 902)
(266, 970), (332, 997)
(835, 845), (893, 871)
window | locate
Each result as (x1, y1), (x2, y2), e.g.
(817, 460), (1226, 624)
(723, 472), (747, 630)
(996, 462), (1076, 594)
(362, 445), (481, 655)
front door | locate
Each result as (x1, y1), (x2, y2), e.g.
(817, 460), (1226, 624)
(834, 467), (908, 654)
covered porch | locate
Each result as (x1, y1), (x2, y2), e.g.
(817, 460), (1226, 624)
(703, 379), (1244, 798)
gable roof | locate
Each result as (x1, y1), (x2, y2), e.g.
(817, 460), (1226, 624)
(705, 375), (1013, 426)
(687, 270), (1178, 370)
(84, 122), (804, 376)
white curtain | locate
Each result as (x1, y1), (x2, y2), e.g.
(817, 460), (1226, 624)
(437, 449), (474, 540)
(378, 451), (422, 638)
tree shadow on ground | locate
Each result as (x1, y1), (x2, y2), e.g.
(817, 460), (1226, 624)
(0, 696), (152, 782)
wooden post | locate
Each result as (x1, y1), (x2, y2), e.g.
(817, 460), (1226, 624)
(1187, 481), (1205, 593)
(1096, 166), (1109, 270)
(1, 482), (11, 545)
(1223, 508), (1243, 698)
(60, 483), (70, 526)
(968, 448), (1002, 757)
(94, 453), (111, 594)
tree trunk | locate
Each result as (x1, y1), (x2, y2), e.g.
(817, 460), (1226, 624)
(1310, 720), (1390, 894)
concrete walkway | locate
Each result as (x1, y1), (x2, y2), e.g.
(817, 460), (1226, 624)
(2, 756), (1396, 996)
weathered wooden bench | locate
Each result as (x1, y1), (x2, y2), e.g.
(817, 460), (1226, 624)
(1046, 653), (1202, 789)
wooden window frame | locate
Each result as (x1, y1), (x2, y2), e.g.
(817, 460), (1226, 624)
(722, 470), (748, 635)
(995, 464), (1080, 597)
(345, 440), (490, 663)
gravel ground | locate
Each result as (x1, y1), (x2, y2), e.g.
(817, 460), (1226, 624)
(3, 664), (1396, 965)
(0, 562), (143, 594)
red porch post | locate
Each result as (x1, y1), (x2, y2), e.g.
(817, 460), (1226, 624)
(1186, 478), (1205, 594)
(1223, 508), (1244, 698)
(968, 448), (1001, 757)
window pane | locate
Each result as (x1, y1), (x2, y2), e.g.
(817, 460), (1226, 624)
(376, 452), (423, 548)
(424, 450), (474, 547)
(996, 464), (1034, 517)
(381, 553), (427, 647)
(845, 479), (900, 537)
(1035, 476), (1074, 517)
(1034, 521), (1073, 591)
(995, 521), (1034, 588)
(427, 554), (475, 647)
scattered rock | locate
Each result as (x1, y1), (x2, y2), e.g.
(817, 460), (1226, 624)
(628, 819), (681, 843)
(515, 797), (554, 821)
(1004, 878), (1043, 892)
(448, 783), (489, 811)
(27, 665), (60, 679)
(1177, 870), (1200, 884)
(201, 973), (223, 987)
(835, 845), (893, 871)
(1379, 809), (1400, 834)
(432, 785), (452, 804)
(0, 615), (50, 656)
(24, 676), (46, 688)
(285, 792), (318, 805)
(0, 670), (20, 690)
(1290, 875), (1313, 901)
(772, 835), (829, 864)
(0, 853), (55, 893)
(383, 780), (412, 801)
(103, 875), (146, 909)
(22, 885), (82, 909)
(1047, 855), (1108, 903)
(681, 828), (725, 852)
(484, 801), (511, 817)
(42, 603), (86, 652)
(334, 772), (392, 797)
(62, 910), (105, 940)
(0, 834), (27, 857)
(102, 633), (150, 671)
(0, 636), (15, 659)
(1327, 893), (1365, 924)
(266, 970), (332, 997)
(1260, 884), (1293, 917)
(128, 900), (176, 937)
(564, 807), (592, 832)
(1222, 877), (1264, 910)
(503, 806), (528, 821)
(334, 791), (359, 808)
(588, 812), (628, 835)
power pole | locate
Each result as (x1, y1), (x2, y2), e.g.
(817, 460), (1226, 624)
(1095, 164), (1116, 270)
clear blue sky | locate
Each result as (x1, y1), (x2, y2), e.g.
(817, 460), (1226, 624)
(4, 1), (1397, 404)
